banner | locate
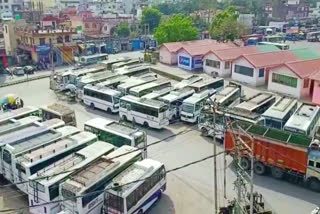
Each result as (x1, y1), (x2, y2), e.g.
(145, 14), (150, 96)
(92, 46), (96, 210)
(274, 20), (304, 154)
(179, 56), (190, 67)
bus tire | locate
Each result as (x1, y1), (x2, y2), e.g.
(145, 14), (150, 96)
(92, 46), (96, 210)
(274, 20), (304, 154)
(90, 103), (95, 109)
(143, 122), (149, 128)
(271, 167), (284, 179)
(308, 178), (320, 192)
(253, 162), (266, 175)
(201, 127), (209, 137)
(106, 108), (112, 113)
(240, 157), (251, 170)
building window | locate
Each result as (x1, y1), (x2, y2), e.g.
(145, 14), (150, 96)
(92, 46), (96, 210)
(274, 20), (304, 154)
(225, 61), (230, 69)
(57, 36), (63, 43)
(104, 26), (108, 31)
(316, 162), (320, 169)
(259, 68), (265, 77)
(206, 59), (220, 69)
(303, 79), (309, 88)
(234, 65), (254, 77)
(308, 160), (314, 166)
(65, 35), (70, 42)
(5, 5), (8, 9)
(85, 23), (89, 28)
(272, 73), (298, 88)
(39, 38), (46, 45)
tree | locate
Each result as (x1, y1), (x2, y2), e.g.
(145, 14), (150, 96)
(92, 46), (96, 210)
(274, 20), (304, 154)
(210, 7), (242, 41)
(115, 22), (130, 38)
(141, 7), (162, 32)
(154, 14), (198, 45)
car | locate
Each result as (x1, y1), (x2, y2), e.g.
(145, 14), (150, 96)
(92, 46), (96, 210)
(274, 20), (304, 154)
(24, 66), (35, 74)
(12, 67), (25, 76)
(311, 207), (320, 214)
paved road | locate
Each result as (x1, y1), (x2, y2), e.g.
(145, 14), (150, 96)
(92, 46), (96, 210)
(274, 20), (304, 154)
(0, 77), (318, 214)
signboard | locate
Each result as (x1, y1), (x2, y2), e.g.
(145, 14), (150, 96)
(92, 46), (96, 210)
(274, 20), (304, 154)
(35, 45), (51, 55)
(77, 25), (82, 31)
(179, 56), (190, 67)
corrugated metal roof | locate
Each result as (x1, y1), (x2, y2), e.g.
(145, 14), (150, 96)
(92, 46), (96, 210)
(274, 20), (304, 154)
(284, 58), (320, 79)
(160, 39), (218, 53)
(181, 43), (235, 56)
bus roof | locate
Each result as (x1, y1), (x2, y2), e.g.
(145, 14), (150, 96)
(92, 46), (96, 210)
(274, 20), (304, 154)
(41, 103), (74, 116)
(183, 91), (209, 105)
(215, 85), (240, 105)
(18, 132), (96, 168)
(84, 84), (122, 97)
(6, 126), (80, 155)
(0, 116), (41, 135)
(116, 64), (150, 75)
(262, 97), (298, 120)
(0, 106), (38, 122)
(174, 75), (203, 89)
(113, 59), (140, 68)
(189, 78), (223, 88)
(33, 141), (115, 186)
(41, 118), (65, 129)
(284, 103), (320, 132)
(118, 77), (152, 90)
(121, 95), (168, 109)
(100, 57), (130, 65)
(235, 93), (275, 112)
(69, 66), (106, 77)
(97, 75), (129, 87)
(79, 71), (117, 84)
(142, 87), (173, 99)
(129, 79), (170, 94)
(80, 53), (108, 59)
(107, 159), (162, 197)
(61, 145), (141, 194)
(160, 87), (195, 103)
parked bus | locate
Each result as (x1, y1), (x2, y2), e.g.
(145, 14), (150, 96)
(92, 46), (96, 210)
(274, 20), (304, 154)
(97, 75), (129, 88)
(189, 78), (224, 95)
(263, 35), (284, 43)
(76, 71), (118, 100)
(174, 75), (203, 89)
(78, 54), (108, 65)
(2, 126), (80, 184)
(262, 97), (298, 129)
(0, 116), (41, 135)
(117, 75), (157, 95)
(59, 146), (143, 214)
(100, 57), (130, 70)
(104, 159), (166, 214)
(307, 31), (320, 42)
(129, 79), (171, 97)
(211, 83), (242, 108)
(116, 64), (151, 76)
(40, 103), (77, 126)
(112, 59), (141, 71)
(284, 103), (320, 136)
(0, 106), (39, 123)
(28, 141), (115, 214)
(84, 118), (146, 149)
(14, 132), (97, 194)
(119, 95), (170, 129)
(180, 90), (211, 123)
(68, 66), (107, 86)
(83, 85), (122, 113)
(258, 42), (289, 50)
(142, 87), (173, 100)
(159, 87), (195, 120)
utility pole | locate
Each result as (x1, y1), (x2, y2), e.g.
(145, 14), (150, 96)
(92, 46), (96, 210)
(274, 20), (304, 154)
(212, 101), (218, 214)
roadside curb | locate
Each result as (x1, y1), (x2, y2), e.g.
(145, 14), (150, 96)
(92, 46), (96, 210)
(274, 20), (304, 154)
(0, 74), (50, 88)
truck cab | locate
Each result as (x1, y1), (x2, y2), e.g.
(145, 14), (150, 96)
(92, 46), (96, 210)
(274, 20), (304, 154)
(307, 139), (320, 192)
(40, 103), (77, 127)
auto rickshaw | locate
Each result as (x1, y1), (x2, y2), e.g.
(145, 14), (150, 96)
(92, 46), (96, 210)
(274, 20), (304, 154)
(0, 94), (24, 111)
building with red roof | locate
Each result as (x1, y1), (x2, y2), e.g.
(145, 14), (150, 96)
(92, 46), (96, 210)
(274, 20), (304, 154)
(203, 45), (279, 77)
(231, 50), (299, 87)
(269, 58), (320, 100)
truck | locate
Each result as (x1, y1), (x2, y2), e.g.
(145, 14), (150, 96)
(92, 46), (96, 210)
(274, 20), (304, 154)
(224, 121), (320, 192)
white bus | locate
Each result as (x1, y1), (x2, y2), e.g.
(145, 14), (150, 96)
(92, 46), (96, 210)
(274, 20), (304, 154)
(100, 57), (130, 70)
(84, 118), (146, 149)
(0, 106), (39, 123)
(181, 90), (211, 123)
(14, 132), (97, 194)
(0, 116), (41, 135)
(78, 54), (108, 65)
(76, 71), (118, 100)
(28, 141), (115, 214)
(211, 83), (242, 108)
(284, 103), (320, 136)
(2, 126), (80, 183)
(97, 75), (129, 89)
(105, 159), (166, 214)
(262, 97), (298, 129)
(189, 78), (224, 95)
(68, 66), (107, 86)
(120, 95), (170, 129)
(59, 146), (143, 214)
(258, 42), (289, 50)
(142, 87), (173, 100)
(174, 75), (203, 89)
(112, 59), (141, 71)
(83, 85), (122, 113)
(117, 75), (157, 95)
(159, 87), (195, 120)
(129, 79), (172, 97)
(116, 64), (151, 76)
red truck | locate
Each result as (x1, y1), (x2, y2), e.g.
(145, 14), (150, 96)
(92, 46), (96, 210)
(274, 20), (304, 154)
(224, 122), (320, 192)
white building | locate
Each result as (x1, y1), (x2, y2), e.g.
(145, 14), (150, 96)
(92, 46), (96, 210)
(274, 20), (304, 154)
(0, 0), (22, 13)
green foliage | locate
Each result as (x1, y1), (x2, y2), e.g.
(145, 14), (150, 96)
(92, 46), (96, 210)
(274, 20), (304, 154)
(115, 22), (130, 38)
(154, 14), (198, 45)
(141, 7), (162, 32)
(210, 7), (242, 41)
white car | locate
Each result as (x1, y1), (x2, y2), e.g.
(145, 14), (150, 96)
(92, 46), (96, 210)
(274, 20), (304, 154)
(13, 67), (25, 76)
(311, 207), (320, 214)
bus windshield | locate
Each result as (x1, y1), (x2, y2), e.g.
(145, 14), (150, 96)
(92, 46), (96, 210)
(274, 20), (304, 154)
(182, 103), (194, 113)
(113, 97), (120, 104)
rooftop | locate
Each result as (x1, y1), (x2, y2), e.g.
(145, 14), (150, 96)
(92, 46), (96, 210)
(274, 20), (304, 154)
(190, 78), (223, 88)
(84, 84), (121, 96)
(279, 58), (320, 79)
(0, 116), (40, 134)
(180, 42), (235, 57)
(215, 85), (240, 105)
(235, 93), (275, 112)
(0, 106), (38, 121)
(42, 103), (74, 116)
(184, 91), (209, 104)
(262, 97), (298, 120)
(160, 39), (218, 53)
(122, 95), (167, 108)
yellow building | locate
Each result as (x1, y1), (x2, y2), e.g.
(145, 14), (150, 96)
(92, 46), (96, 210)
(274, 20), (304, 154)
(29, 0), (57, 11)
